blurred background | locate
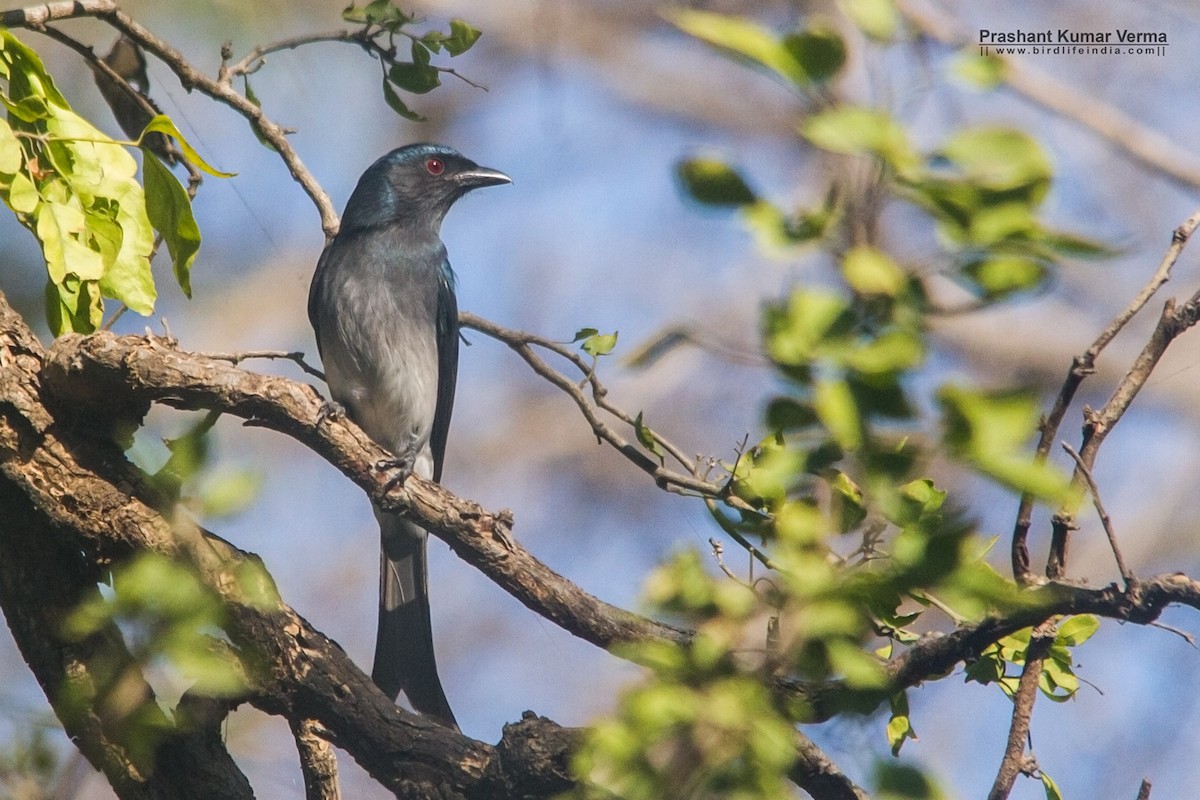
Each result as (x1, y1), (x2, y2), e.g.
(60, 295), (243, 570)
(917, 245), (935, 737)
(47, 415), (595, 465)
(2, 0), (1200, 797)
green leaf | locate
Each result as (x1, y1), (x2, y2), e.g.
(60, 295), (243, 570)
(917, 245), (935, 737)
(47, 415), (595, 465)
(874, 761), (946, 800)
(389, 59), (441, 95)
(7, 171), (39, 214)
(840, 0), (900, 40)
(815, 377), (862, 450)
(939, 386), (1073, 503)
(670, 9), (810, 88)
(143, 150), (201, 298)
(582, 331), (619, 357)
(803, 106), (918, 173)
(37, 197), (103, 282)
(766, 289), (852, 365)
(676, 157), (756, 206)
(1056, 614), (1100, 646)
(830, 469), (867, 531)
(783, 28), (846, 82)
(886, 692), (917, 756)
(842, 245), (907, 296)
(0, 117), (21, 174)
(381, 77), (424, 121)
(962, 256), (1047, 299)
(342, 0), (412, 28)
(765, 397), (819, 431)
(444, 19), (483, 56)
(844, 331), (924, 376)
(0, 31), (69, 107)
(97, 200), (157, 316)
(140, 115), (235, 178)
(938, 127), (1051, 195)
(199, 467), (264, 518)
(1040, 771), (1065, 800)
(634, 412), (665, 461)
(572, 327), (599, 342)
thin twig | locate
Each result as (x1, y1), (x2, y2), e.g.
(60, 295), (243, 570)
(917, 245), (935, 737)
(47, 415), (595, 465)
(1149, 620), (1196, 647)
(208, 350), (326, 380)
(987, 620), (1056, 800)
(1011, 209), (1200, 582)
(223, 29), (379, 80)
(1061, 441), (1134, 588)
(1050, 287), (1200, 578)
(460, 311), (731, 499)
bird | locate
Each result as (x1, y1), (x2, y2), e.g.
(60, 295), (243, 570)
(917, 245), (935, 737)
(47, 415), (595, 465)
(308, 144), (510, 729)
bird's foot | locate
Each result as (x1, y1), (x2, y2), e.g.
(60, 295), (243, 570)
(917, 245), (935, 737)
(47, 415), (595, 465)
(315, 399), (346, 426)
(376, 452), (416, 493)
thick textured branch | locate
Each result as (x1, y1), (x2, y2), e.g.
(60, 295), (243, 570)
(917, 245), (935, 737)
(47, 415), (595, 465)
(0, 292), (586, 797)
(41, 327), (691, 652)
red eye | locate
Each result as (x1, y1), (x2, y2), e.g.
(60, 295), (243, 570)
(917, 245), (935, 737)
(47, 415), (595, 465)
(425, 157), (445, 175)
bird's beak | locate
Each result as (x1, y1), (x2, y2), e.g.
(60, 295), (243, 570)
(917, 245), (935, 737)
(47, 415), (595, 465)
(453, 166), (512, 189)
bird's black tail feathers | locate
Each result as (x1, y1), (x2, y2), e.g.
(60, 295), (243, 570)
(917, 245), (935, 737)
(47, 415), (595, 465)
(372, 514), (458, 731)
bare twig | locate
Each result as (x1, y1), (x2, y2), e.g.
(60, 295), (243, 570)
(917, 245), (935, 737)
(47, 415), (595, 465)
(1061, 441), (1134, 587)
(223, 29), (379, 80)
(208, 349), (326, 380)
(460, 311), (733, 500)
(1012, 209), (1200, 582)
(987, 620), (1055, 800)
(1049, 286), (1200, 578)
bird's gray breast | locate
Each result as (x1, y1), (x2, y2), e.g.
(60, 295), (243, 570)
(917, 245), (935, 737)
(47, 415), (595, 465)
(313, 234), (442, 474)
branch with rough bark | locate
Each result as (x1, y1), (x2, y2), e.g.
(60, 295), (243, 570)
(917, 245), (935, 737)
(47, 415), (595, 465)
(0, 292), (580, 798)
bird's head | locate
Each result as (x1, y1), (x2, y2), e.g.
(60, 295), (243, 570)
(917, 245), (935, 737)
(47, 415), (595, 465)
(339, 143), (511, 234)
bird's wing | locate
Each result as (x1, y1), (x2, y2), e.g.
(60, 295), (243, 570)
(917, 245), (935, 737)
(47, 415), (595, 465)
(429, 265), (459, 483)
(307, 245), (332, 355)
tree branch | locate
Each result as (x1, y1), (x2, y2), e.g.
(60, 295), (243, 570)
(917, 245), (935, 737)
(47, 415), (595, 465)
(40, 325), (693, 654)
(986, 620), (1054, 800)
(290, 719), (342, 800)
(0, 291), (579, 798)
(460, 311), (732, 500)
(1061, 442), (1133, 588)
(1011, 209), (1200, 582)
(1049, 288), (1200, 578)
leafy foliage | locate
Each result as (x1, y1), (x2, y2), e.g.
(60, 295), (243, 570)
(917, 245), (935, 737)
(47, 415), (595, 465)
(572, 7), (1110, 799)
(0, 31), (224, 334)
(342, 1), (482, 121)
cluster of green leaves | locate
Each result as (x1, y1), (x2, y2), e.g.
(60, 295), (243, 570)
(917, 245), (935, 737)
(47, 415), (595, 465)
(0, 30), (224, 335)
(965, 615), (1099, 701)
(575, 7), (1108, 800)
(343, 1), (481, 120)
